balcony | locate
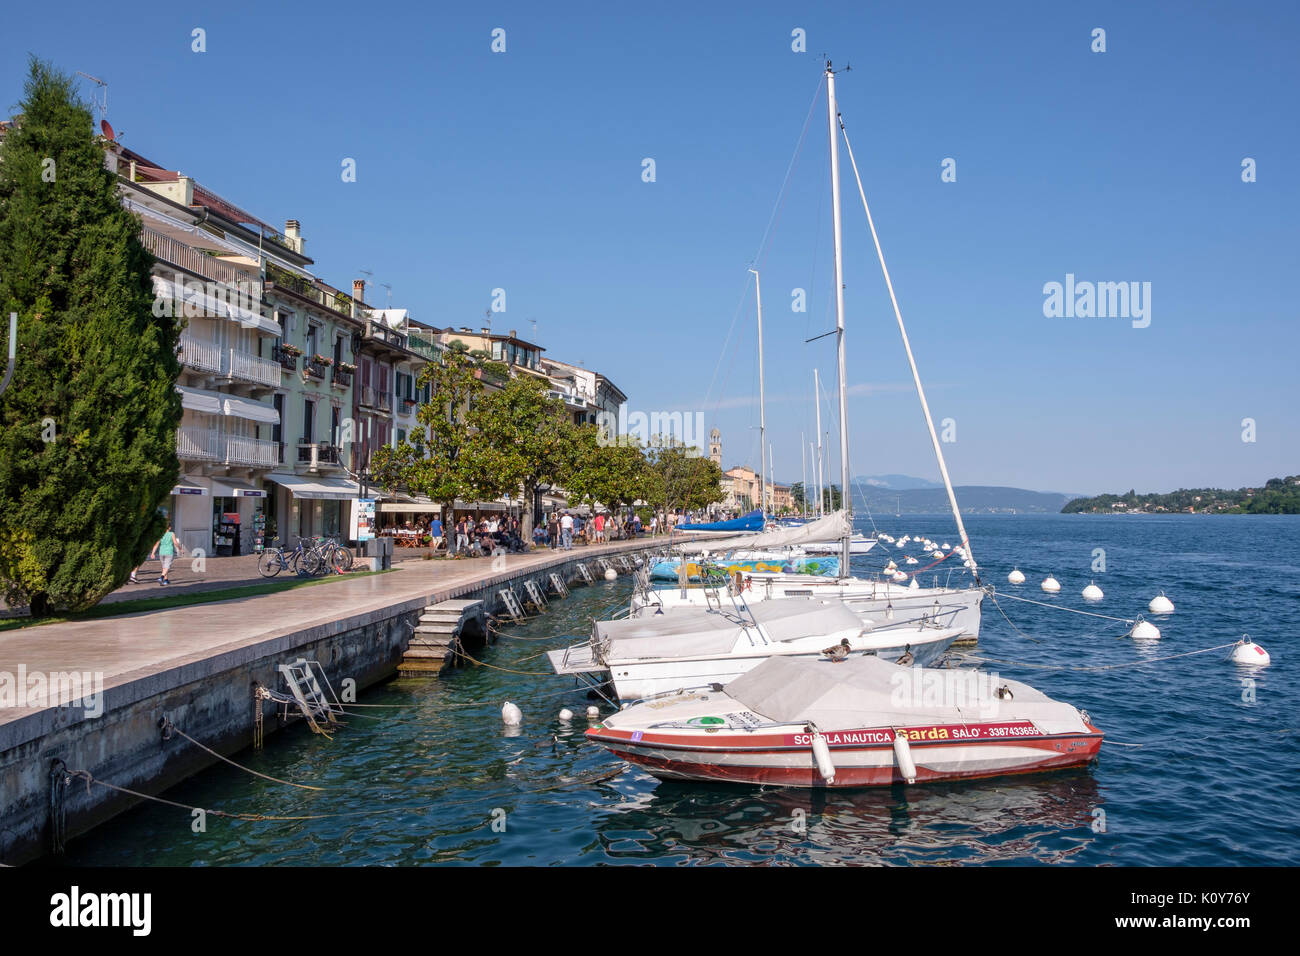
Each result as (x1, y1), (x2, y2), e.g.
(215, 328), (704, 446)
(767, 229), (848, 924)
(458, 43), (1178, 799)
(304, 357), (329, 380)
(272, 344), (299, 372)
(360, 317), (410, 359)
(265, 263), (353, 318)
(141, 226), (254, 289)
(229, 349), (281, 387)
(296, 442), (341, 471)
(225, 435), (279, 467)
(399, 396), (418, 415)
(177, 425), (221, 461)
(377, 390), (392, 413)
(406, 330), (441, 361)
(178, 334), (222, 374)
(332, 366), (354, 388)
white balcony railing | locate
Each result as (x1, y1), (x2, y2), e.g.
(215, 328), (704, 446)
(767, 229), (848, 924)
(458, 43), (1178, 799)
(229, 349), (281, 386)
(225, 435), (279, 467)
(177, 425), (221, 461)
(178, 335), (222, 374)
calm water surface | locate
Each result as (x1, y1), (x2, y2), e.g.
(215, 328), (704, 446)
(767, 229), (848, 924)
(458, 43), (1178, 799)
(60, 514), (1299, 866)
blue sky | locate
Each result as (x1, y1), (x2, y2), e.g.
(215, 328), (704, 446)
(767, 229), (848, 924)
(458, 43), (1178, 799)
(5, 1), (1297, 494)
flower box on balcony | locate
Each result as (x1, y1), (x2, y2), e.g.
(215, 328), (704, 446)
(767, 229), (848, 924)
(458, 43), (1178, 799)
(338, 362), (356, 373)
(304, 358), (328, 380)
(332, 366), (354, 388)
(272, 344), (300, 371)
(312, 354), (334, 367)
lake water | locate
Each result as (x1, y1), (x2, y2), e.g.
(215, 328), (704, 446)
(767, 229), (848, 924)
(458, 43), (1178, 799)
(58, 514), (1298, 866)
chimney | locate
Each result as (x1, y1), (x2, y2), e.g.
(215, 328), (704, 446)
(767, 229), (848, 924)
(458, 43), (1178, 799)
(352, 279), (366, 321)
(284, 220), (302, 253)
(509, 329), (516, 338)
(481, 327), (490, 335)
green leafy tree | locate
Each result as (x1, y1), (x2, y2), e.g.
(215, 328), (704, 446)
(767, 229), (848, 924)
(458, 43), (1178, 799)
(821, 484), (843, 512)
(370, 348), (485, 554)
(645, 439), (724, 522)
(563, 426), (650, 524)
(0, 60), (181, 615)
(466, 374), (572, 542)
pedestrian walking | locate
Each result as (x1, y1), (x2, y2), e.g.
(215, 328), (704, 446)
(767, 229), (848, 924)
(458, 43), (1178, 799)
(148, 523), (185, 585)
(561, 511), (574, 550)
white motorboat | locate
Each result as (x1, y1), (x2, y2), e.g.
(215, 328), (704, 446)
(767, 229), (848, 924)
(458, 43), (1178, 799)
(586, 655), (1103, 788)
(547, 599), (961, 703)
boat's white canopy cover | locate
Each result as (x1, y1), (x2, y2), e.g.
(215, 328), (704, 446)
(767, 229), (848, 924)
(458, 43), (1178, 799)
(594, 600), (864, 662)
(723, 655), (1087, 734)
(703, 510), (854, 553)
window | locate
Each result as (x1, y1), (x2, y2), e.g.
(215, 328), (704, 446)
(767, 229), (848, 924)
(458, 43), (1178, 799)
(397, 428), (406, 446)
(333, 334), (343, 367)
(492, 341), (503, 360)
(272, 394), (284, 458)
(330, 406), (340, 447)
(276, 309), (294, 338)
(306, 323), (318, 358)
(303, 399), (315, 444)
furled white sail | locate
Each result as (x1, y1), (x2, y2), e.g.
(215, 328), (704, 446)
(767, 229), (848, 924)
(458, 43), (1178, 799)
(705, 510), (852, 552)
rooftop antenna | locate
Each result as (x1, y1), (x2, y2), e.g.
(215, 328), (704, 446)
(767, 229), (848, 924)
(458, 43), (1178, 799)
(76, 71), (108, 124)
(380, 283), (393, 309)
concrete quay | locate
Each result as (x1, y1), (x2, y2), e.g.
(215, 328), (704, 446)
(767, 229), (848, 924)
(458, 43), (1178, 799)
(0, 537), (667, 865)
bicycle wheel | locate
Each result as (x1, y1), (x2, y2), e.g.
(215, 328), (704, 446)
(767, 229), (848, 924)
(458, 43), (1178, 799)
(298, 550), (325, 576)
(258, 550), (285, 577)
(332, 543), (354, 572)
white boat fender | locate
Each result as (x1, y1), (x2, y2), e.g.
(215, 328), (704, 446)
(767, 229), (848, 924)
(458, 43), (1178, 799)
(809, 729), (836, 784)
(1149, 592), (1175, 615)
(586, 705), (600, 719)
(1082, 581), (1104, 602)
(502, 702), (522, 726)
(605, 567), (618, 581)
(558, 708), (574, 721)
(1041, 575), (1061, 593)
(1130, 617), (1161, 640)
(893, 731), (917, 784)
(1008, 568), (1025, 584)
(1231, 635), (1270, 666)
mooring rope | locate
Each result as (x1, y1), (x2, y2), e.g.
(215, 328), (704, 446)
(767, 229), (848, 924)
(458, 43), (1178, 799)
(952, 641), (1242, 672)
(456, 647), (559, 677)
(55, 762), (626, 827)
(986, 588), (1139, 625)
(166, 723), (333, 791)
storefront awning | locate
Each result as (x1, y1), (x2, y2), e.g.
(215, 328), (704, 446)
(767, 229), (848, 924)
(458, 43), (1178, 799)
(377, 502), (440, 514)
(170, 482), (209, 496)
(266, 474), (361, 500)
(211, 478), (266, 498)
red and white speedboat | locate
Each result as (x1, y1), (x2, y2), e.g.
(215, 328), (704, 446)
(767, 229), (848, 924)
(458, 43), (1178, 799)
(587, 656), (1102, 788)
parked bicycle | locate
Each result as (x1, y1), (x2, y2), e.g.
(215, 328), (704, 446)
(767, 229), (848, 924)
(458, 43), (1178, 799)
(258, 537), (324, 577)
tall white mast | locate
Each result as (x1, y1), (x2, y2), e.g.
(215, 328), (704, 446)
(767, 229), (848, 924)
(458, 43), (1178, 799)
(749, 268), (766, 520)
(814, 370), (825, 516)
(826, 63), (852, 574)
(768, 442), (775, 515)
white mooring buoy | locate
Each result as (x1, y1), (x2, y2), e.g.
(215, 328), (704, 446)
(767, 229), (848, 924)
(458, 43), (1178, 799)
(502, 701), (523, 726)
(1231, 636), (1271, 666)
(1149, 592), (1175, 615)
(1008, 568), (1026, 585)
(586, 705), (600, 719)
(1130, 618), (1161, 640)
(1082, 581), (1104, 602)
(558, 708), (574, 721)
(908, 577), (919, 590)
(892, 571), (909, 584)
(1041, 576), (1061, 593)
(604, 567), (618, 581)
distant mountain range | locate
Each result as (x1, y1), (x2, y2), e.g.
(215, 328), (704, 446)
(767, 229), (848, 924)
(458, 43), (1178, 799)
(852, 484), (1073, 515)
(781, 474), (1077, 513)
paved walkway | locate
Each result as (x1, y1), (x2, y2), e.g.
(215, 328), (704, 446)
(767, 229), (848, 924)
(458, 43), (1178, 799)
(0, 536), (674, 734)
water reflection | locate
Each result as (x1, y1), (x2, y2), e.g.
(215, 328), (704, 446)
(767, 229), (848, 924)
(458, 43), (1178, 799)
(594, 769), (1102, 865)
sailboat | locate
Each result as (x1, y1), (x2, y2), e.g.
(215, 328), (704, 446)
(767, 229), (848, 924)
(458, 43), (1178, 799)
(625, 59), (989, 639)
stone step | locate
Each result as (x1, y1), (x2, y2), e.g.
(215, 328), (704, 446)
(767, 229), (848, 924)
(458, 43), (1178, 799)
(415, 623), (459, 635)
(421, 610), (466, 621)
(397, 660), (448, 675)
(404, 645), (456, 659)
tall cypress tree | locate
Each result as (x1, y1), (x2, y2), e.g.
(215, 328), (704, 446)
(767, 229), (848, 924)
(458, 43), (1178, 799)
(0, 59), (181, 615)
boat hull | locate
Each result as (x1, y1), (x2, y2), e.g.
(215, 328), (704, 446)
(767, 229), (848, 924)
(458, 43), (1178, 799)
(590, 724), (1103, 789)
(650, 556), (840, 581)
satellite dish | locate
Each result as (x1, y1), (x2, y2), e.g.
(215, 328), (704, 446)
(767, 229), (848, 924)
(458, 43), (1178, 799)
(100, 119), (115, 141)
